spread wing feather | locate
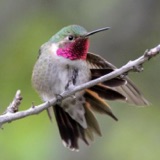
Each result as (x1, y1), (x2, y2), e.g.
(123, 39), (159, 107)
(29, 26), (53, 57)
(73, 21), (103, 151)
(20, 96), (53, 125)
(85, 52), (149, 106)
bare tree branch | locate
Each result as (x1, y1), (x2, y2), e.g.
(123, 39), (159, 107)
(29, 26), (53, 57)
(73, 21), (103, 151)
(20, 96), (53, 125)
(4, 90), (23, 114)
(0, 44), (160, 127)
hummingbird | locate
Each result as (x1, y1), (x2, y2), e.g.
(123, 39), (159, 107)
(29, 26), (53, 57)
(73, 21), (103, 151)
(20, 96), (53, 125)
(32, 25), (149, 151)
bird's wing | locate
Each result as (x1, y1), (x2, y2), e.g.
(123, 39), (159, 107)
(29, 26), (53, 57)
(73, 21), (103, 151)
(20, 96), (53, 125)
(85, 52), (149, 106)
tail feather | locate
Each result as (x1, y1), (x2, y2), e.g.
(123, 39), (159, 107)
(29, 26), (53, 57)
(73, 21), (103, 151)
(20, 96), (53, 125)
(53, 103), (103, 150)
(46, 107), (53, 121)
(54, 104), (80, 150)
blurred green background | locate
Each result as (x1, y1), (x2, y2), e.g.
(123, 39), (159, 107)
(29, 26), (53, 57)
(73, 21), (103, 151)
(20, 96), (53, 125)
(0, 0), (160, 160)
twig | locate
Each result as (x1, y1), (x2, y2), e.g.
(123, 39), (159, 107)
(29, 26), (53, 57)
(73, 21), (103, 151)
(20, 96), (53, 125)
(4, 90), (22, 114)
(0, 44), (159, 127)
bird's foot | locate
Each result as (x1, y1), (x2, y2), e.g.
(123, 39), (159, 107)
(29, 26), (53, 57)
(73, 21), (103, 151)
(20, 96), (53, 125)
(55, 94), (63, 105)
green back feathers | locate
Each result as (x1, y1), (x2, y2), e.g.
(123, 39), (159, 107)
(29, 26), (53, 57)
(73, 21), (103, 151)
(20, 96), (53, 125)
(50, 25), (88, 43)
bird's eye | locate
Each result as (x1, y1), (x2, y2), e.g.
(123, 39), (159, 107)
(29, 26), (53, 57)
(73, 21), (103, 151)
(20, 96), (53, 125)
(68, 35), (74, 41)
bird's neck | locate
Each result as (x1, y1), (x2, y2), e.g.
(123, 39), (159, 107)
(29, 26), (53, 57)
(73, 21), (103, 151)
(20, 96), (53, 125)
(56, 39), (89, 60)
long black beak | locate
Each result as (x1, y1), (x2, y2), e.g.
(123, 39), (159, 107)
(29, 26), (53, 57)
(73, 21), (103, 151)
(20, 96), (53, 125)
(84, 27), (110, 37)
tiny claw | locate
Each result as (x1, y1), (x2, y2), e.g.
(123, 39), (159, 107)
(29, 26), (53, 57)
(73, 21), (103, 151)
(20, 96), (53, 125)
(56, 94), (63, 105)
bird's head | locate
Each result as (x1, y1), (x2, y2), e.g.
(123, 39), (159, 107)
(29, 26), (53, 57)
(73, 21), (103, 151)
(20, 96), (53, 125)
(50, 25), (110, 60)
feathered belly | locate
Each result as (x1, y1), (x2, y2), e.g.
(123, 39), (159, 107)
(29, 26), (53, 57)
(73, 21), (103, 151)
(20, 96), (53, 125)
(32, 56), (90, 101)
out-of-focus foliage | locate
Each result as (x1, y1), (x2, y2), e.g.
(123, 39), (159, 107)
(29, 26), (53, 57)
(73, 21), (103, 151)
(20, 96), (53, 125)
(0, 0), (160, 160)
